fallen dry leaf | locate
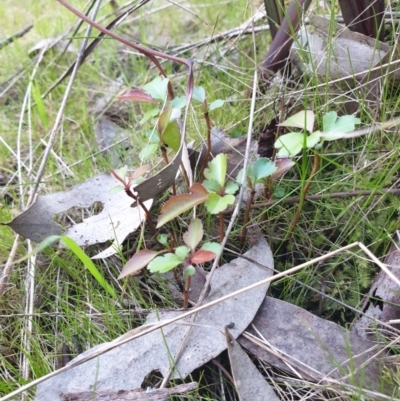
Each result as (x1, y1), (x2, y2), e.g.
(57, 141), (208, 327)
(352, 233), (400, 338)
(3, 173), (152, 259)
(238, 297), (390, 394)
(292, 14), (400, 87)
(225, 327), (279, 401)
(34, 237), (274, 401)
(60, 382), (198, 401)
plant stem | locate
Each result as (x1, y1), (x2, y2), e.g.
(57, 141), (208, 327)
(200, 101), (212, 178)
(239, 189), (256, 247)
(183, 275), (191, 309)
(161, 146), (176, 196)
(288, 152), (320, 236)
(125, 188), (157, 236)
(219, 212), (224, 243)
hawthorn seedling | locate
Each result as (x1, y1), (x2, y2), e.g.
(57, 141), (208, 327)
(192, 86), (224, 173)
(274, 109), (360, 235)
(118, 218), (221, 308)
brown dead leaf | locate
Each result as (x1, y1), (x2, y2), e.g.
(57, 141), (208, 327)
(34, 237), (274, 401)
(292, 14), (400, 88)
(60, 382), (198, 401)
(3, 173), (152, 259)
(225, 327), (279, 401)
(352, 233), (400, 338)
(238, 297), (390, 394)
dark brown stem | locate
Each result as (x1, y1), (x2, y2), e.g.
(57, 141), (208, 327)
(161, 146), (176, 196)
(288, 152), (320, 237)
(125, 188), (157, 236)
(199, 101), (212, 178)
(239, 189), (256, 247)
(183, 274), (191, 309)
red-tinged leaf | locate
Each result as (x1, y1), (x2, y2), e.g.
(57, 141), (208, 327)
(191, 249), (217, 264)
(271, 158), (295, 180)
(118, 249), (159, 279)
(129, 164), (150, 181)
(118, 89), (157, 104)
(157, 183), (209, 228)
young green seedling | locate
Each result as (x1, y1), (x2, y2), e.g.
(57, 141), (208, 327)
(203, 153), (238, 241)
(118, 76), (182, 164)
(118, 219), (221, 308)
(274, 109), (360, 235)
(192, 86), (224, 173)
(156, 153), (238, 235)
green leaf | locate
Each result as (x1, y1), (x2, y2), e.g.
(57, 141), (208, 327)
(109, 185), (125, 194)
(161, 121), (181, 151)
(274, 132), (305, 157)
(171, 96), (186, 108)
(323, 112), (360, 134)
(157, 234), (169, 248)
(209, 99), (224, 111)
(224, 181), (239, 195)
(148, 253), (183, 273)
(140, 108), (160, 125)
(322, 111), (337, 132)
(192, 86), (206, 103)
(201, 242), (222, 256)
(146, 129), (160, 144)
(175, 245), (190, 260)
(279, 110), (315, 134)
(139, 143), (158, 161)
(10, 235), (61, 265)
(157, 183), (209, 228)
(253, 158), (277, 182)
(205, 193), (235, 214)
(204, 153), (227, 188)
(118, 249), (159, 279)
(143, 76), (169, 101)
(61, 236), (118, 299)
(236, 168), (252, 188)
(113, 165), (128, 180)
(203, 179), (222, 194)
(306, 131), (321, 148)
(183, 218), (203, 251)
(184, 265), (195, 276)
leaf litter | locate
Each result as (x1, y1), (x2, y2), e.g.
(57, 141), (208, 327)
(33, 236), (274, 401)
(238, 296), (391, 394)
(3, 173), (152, 259)
(225, 327), (279, 401)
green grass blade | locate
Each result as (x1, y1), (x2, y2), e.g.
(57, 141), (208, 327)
(61, 236), (118, 299)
